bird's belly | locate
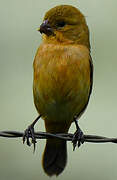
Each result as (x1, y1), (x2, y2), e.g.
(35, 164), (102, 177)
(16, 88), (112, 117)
(34, 80), (89, 123)
(33, 44), (91, 133)
(33, 55), (90, 126)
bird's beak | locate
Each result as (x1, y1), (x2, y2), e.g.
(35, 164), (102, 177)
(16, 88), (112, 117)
(38, 20), (54, 36)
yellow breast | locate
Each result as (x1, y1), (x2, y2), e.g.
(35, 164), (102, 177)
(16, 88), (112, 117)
(33, 43), (90, 131)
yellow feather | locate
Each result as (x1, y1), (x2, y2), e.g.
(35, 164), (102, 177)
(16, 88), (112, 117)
(33, 43), (90, 132)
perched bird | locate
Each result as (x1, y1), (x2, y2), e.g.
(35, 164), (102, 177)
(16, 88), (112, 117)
(23, 4), (93, 176)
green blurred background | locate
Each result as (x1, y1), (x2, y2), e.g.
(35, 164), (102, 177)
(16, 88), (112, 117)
(0, 0), (117, 179)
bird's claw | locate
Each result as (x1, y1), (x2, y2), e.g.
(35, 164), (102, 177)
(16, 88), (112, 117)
(72, 128), (84, 151)
(23, 125), (37, 152)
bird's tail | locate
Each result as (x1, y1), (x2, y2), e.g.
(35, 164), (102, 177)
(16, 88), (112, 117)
(42, 139), (67, 176)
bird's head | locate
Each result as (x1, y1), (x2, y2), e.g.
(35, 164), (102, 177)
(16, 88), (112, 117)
(38, 5), (90, 48)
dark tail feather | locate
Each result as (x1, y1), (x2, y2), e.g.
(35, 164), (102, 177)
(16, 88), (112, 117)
(42, 139), (67, 176)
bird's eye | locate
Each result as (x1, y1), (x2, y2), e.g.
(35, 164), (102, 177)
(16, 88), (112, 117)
(57, 21), (66, 28)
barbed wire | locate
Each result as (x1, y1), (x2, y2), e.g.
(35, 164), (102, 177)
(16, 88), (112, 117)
(0, 130), (117, 144)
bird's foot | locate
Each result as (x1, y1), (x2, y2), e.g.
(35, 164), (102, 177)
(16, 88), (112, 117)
(23, 125), (37, 152)
(72, 127), (85, 151)
(23, 115), (41, 152)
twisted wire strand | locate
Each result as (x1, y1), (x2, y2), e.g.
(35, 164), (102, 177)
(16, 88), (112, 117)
(0, 130), (117, 144)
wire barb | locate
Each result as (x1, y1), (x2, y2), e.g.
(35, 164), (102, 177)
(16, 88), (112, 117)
(0, 130), (117, 144)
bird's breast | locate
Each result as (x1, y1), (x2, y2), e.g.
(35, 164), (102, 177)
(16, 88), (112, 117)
(33, 43), (91, 125)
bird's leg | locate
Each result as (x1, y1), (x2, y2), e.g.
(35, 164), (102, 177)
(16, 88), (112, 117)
(23, 115), (41, 152)
(72, 116), (85, 151)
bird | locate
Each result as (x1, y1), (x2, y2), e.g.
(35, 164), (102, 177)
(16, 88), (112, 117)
(23, 4), (93, 176)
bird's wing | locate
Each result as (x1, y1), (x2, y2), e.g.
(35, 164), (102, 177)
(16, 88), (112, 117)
(76, 55), (93, 119)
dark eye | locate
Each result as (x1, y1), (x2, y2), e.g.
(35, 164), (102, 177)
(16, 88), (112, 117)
(57, 21), (66, 28)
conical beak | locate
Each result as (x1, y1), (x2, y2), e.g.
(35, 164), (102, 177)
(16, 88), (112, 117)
(38, 20), (54, 36)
